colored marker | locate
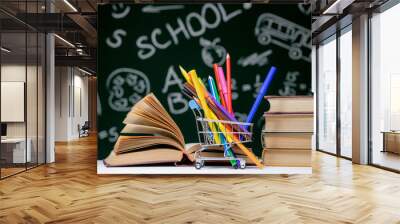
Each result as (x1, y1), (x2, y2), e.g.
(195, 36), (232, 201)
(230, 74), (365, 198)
(246, 66), (277, 124)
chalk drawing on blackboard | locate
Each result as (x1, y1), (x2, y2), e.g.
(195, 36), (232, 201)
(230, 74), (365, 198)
(237, 50), (273, 67)
(106, 68), (150, 112)
(299, 83), (307, 90)
(278, 71), (300, 96)
(254, 13), (311, 62)
(98, 126), (119, 143)
(142, 5), (185, 13)
(231, 78), (239, 100)
(242, 84), (252, 92)
(200, 37), (227, 68)
(243, 3), (252, 10)
(298, 4), (312, 15)
(234, 112), (247, 122)
(106, 29), (127, 49)
(111, 3), (131, 19)
(162, 66), (189, 115)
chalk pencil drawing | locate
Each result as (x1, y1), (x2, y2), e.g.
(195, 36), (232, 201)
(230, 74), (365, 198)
(200, 37), (227, 68)
(237, 50), (273, 67)
(142, 5), (185, 13)
(254, 13), (311, 62)
(106, 68), (150, 112)
(111, 3), (131, 19)
(106, 29), (127, 49)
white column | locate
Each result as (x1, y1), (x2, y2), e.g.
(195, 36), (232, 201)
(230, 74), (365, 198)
(352, 14), (369, 164)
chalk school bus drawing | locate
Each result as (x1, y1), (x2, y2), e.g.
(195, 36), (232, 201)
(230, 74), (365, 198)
(255, 13), (311, 62)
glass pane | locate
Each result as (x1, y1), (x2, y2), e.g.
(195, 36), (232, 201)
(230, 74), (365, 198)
(339, 29), (352, 158)
(318, 36), (337, 154)
(371, 5), (400, 171)
(1, 30), (27, 177)
(27, 30), (38, 169)
(38, 32), (45, 165)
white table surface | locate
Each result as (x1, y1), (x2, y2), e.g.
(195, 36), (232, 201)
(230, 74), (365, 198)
(97, 160), (312, 175)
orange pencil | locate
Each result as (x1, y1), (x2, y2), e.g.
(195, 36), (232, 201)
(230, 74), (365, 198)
(226, 54), (233, 114)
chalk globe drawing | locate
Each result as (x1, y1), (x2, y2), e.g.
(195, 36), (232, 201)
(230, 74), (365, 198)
(106, 68), (150, 112)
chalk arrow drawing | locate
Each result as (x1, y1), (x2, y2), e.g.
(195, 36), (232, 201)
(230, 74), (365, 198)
(142, 5), (185, 13)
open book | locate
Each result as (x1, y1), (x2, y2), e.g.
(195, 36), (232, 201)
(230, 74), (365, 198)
(104, 93), (246, 167)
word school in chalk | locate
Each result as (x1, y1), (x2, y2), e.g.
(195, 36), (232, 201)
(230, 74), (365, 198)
(136, 3), (252, 60)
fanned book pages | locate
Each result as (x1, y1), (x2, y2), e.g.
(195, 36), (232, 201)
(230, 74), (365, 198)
(104, 93), (244, 167)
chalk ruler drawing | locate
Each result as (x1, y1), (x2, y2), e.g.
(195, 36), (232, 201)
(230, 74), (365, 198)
(111, 3), (131, 19)
(237, 50), (273, 67)
(106, 68), (150, 112)
(142, 5), (185, 13)
(106, 29), (127, 49)
(255, 13), (311, 62)
(200, 37), (227, 68)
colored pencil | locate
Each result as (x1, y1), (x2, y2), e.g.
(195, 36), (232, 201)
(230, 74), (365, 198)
(226, 53), (233, 114)
(213, 63), (227, 109)
(189, 70), (221, 144)
(208, 76), (220, 104)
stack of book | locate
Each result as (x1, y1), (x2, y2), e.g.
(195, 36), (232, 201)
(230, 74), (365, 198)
(262, 96), (313, 167)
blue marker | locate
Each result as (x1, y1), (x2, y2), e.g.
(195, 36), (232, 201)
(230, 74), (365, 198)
(246, 66), (277, 124)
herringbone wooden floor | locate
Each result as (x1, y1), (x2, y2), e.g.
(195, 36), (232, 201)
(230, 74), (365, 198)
(1, 135), (400, 224)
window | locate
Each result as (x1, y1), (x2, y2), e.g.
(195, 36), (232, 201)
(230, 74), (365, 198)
(339, 28), (352, 158)
(370, 3), (400, 171)
(317, 35), (337, 154)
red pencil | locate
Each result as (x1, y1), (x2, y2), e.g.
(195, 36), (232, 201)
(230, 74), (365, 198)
(213, 63), (227, 109)
(226, 54), (233, 114)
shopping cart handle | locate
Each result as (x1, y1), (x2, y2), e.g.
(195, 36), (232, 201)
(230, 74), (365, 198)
(189, 100), (200, 110)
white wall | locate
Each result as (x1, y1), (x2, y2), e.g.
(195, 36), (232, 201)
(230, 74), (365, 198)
(54, 67), (89, 141)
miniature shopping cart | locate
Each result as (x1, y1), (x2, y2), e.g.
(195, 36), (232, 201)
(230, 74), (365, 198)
(188, 100), (254, 169)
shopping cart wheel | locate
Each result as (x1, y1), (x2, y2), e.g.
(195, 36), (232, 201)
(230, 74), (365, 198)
(240, 162), (246, 169)
(195, 161), (203, 169)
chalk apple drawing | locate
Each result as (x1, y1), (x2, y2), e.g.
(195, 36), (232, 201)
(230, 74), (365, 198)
(200, 37), (227, 68)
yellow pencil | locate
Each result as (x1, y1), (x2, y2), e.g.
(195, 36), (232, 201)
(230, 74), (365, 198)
(190, 70), (221, 144)
(178, 65), (193, 85)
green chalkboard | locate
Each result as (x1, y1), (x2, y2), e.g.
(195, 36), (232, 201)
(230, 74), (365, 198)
(98, 3), (311, 160)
